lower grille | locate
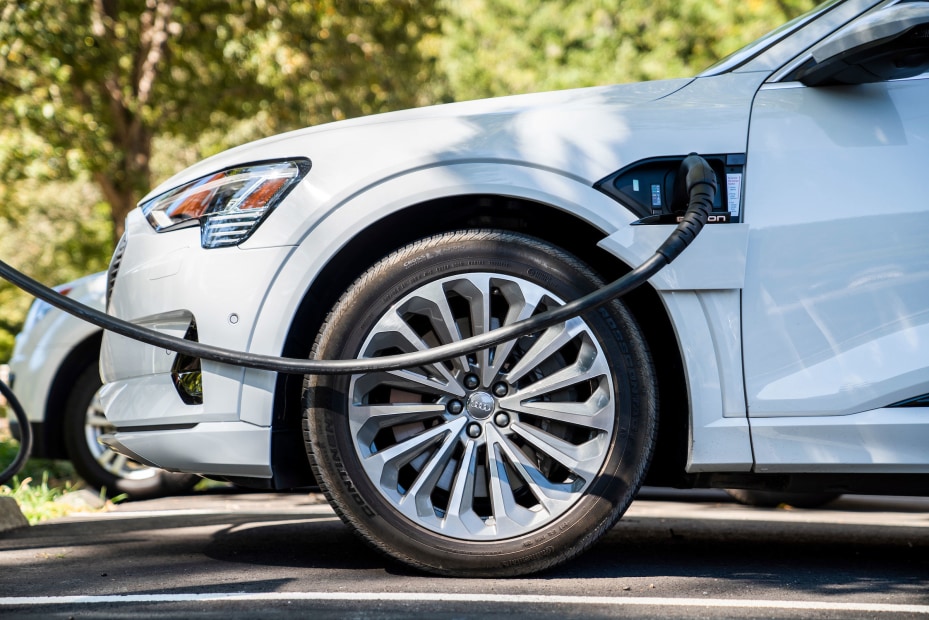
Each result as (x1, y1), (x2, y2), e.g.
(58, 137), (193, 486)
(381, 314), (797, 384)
(106, 232), (128, 311)
(172, 320), (203, 405)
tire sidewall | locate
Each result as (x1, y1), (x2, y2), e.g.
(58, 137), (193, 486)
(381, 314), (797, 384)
(306, 231), (656, 575)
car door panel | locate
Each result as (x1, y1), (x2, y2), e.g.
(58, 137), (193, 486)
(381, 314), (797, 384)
(742, 75), (929, 470)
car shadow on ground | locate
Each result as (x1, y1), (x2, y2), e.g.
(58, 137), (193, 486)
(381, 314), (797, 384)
(2, 489), (927, 601)
(194, 493), (929, 595)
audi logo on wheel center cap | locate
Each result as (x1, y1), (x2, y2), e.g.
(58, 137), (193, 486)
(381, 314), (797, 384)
(466, 391), (495, 419)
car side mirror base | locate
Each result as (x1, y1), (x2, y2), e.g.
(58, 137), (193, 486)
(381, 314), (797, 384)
(795, 3), (929, 86)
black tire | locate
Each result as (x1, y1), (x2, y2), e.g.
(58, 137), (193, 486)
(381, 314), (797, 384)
(63, 363), (199, 500)
(304, 231), (658, 576)
(725, 488), (841, 508)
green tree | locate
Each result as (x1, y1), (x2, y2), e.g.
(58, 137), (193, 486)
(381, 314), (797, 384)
(438, 0), (817, 100)
(0, 0), (443, 241)
(0, 164), (112, 358)
(0, 0), (443, 361)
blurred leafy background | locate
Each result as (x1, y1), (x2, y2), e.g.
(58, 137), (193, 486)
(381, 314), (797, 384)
(0, 0), (815, 360)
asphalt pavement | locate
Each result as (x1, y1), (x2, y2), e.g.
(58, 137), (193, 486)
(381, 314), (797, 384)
(1, 487), (928, 619)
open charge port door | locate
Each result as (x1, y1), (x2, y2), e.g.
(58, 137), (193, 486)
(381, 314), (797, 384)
(596, 153), (745, 224)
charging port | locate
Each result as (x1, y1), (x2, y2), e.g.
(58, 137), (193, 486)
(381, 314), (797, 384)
(595, 153), (744, 223)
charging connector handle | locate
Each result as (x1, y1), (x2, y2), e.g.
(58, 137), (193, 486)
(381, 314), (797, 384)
(655, 153), (717, 263)
(0, 155), (716, 375)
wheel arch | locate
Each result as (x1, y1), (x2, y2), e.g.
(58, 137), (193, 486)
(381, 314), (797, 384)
(269, 193), (690, 489)
(40, 331), (103, 460)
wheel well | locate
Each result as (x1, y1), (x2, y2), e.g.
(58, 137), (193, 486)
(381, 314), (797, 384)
(40, 332), (102, 460)
(270, 194), (690, 488)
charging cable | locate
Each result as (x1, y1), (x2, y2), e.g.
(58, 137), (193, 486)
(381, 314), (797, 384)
(0, 154), (716, 376)
(0, 154), (714, 482)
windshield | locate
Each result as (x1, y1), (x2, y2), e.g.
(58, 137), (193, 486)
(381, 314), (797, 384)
(700, 0), (846, 75)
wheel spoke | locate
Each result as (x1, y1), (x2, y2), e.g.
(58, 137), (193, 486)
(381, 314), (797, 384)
(485, 438), (516, 528)
(353, 403), (447, 422)
(85, 407), (113, 432)
(383, 367), (465, 397)
(445, 439), (477, 521)
(352, 372), (464, 403)
(498, 382), (614, 433)
(509, 421), (605, 482)
(493, 430), (578, 511)
(366, 312), (465, 396)
(98, 448), (129, 475)
(400, 418), (467, 517)
(362, 420), (460, 499)
(505, 341), (608, 402)
(481, 280), (546, 386)
(405, 282), (472, 374)
(484, 429), (545, 532)
(505, 317), (586, 383)
(462, 275), (493, 378)
(350, 403), (449, 451)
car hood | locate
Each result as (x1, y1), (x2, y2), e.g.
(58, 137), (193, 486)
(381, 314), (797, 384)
(143, 78), (694, 202)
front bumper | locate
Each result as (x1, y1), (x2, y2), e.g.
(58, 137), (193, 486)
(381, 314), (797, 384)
(99, 420), (273, 478)
(100, 210), (297, 476)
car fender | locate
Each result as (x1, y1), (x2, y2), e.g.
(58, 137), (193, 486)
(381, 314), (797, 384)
(240, 163), (754, 471)
(238, 162), (634, 428)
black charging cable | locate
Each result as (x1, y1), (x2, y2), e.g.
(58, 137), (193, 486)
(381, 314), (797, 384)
(0, 379), (32, 486)
(0, 155), (714, 482)
(0, 154), (716, 376)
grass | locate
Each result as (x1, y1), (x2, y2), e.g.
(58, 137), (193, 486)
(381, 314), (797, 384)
(2, 410), (112, 524)
(1, 473), (108, 524)
(2, 410), (229, 524)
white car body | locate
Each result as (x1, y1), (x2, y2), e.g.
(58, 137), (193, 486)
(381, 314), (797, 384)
(8, 272), (105, 444)
(98, 0), (928, 574)
(6, 272), (199, 498)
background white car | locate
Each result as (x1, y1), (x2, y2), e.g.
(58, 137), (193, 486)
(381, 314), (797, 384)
(100, 0), (929, 575)
(5, 272), (198, 499)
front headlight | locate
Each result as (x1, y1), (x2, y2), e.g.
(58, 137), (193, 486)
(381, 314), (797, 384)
(140, 158), (311, 249)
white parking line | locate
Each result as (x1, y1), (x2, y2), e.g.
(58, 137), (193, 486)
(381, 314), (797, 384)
(1, 592), (927, 613)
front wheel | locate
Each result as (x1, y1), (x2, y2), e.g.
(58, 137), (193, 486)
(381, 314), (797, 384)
(304, 231), (658, 576)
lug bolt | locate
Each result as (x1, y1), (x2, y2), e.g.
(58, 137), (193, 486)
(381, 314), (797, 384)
(492, 382), (509, 397)
(494, 412), (510, 427)
(463, 374), (480, 390)
(466, 423), (482, 438)
(446, 400), (463, 415)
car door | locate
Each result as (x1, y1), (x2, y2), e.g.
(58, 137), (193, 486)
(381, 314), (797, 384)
(740, 3), (929, 468)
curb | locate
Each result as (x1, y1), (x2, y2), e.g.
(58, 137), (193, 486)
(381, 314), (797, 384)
(0, 496), (28, 533)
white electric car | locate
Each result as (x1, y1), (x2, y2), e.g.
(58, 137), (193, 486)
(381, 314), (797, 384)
(100, 0), (929, 575)
(6, 272), (198, 499)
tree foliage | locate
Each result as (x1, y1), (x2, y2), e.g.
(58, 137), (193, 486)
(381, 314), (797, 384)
(0, 173), (112, 358)
(0, 0), (443, 240)
(438, 0), (817, 100)
(0, 0), (442, 361)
